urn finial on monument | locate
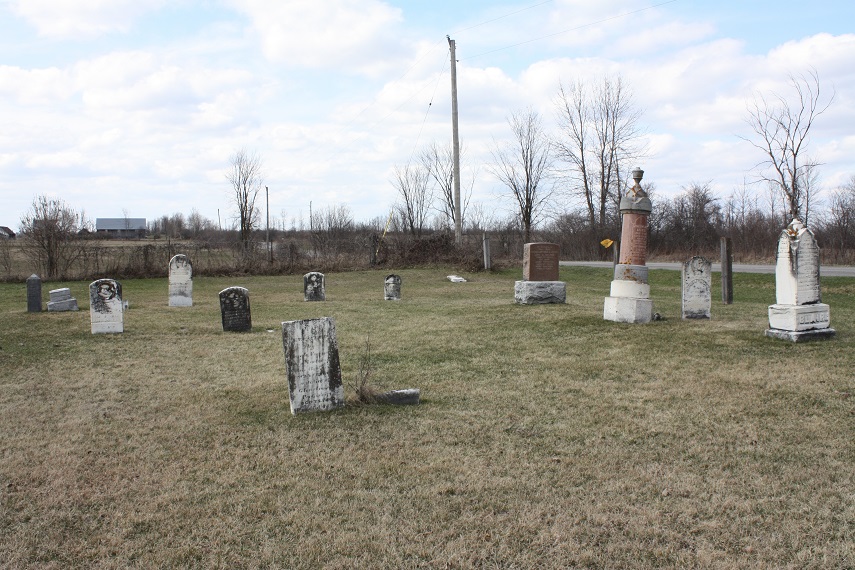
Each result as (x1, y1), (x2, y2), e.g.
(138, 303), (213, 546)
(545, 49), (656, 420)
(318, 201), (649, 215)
(619, 166), (652, 214)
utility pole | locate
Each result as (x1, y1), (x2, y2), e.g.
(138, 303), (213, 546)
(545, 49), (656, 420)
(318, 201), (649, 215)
(448, 36), (462, 246)
(266, 186), (271, 262)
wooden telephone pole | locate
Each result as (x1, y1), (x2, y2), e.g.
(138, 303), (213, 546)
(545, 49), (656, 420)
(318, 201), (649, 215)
(448, 36), (462, 246)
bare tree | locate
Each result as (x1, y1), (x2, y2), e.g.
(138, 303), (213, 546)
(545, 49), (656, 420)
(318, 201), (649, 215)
(19, 195), (81, 278)
(391, 163), (432, 238)
(553, 76), (645, 231)
(226, 149), (263, 253)
(489, 109), (554, 243)
(743, 70), (833, 222)
(419, 141), (473, 231)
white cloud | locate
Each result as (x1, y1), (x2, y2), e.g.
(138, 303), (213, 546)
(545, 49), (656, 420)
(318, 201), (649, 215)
(10, 0), (166, 38)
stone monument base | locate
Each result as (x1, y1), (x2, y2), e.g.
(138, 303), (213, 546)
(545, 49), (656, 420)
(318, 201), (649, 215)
(765, 328), (836, 342)
(514, 281), (566, 305)
(768, 303), (831, 331)
(169, 296), (192, 307)
(603, 296), (653, 323)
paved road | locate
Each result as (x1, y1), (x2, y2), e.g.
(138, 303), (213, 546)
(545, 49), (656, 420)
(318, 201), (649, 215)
(560, 260), (855, 277)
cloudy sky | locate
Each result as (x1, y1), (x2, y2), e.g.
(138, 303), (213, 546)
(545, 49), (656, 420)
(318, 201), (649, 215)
(2, 0), (854, 232)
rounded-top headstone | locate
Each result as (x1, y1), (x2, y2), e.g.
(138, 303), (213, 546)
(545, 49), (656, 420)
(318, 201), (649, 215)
(168, 254), (193, 307)
(304, 272), (326, 302)
(384, 274), (402, 300)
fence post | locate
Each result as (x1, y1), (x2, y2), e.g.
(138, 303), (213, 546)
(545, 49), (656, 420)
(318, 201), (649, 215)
(720, 236), (733, 304)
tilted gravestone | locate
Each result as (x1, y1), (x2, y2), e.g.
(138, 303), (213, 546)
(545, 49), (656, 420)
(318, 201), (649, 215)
(89, 279), (123, 333)
(515, 242), (565, 304)
(766, 220), (835, 341)
(47, 287), (79, 312)
(304, 272), (325, 301)
(281, 317), (344, 414)
(27, 274), (42, 313)
(168, 254), (193, 307)
(384, 274), (402, 300)
(219, 286), (252, 332)
(681, 256), (712, 319)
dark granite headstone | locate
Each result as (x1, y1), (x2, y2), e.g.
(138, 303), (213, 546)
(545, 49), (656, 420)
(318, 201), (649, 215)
(523, 242), (560, 281)
(219, 286), (251, 332)
(27, 274), (42, 313)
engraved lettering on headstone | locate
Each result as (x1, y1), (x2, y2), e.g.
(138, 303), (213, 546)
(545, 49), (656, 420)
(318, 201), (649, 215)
(681, 256), (712, 319)
(219, 286), (251, 332)
(282, 317), (344, 414)
(168, 254), (193, 307)
(89, 278), (123, 334)
(523, 243), (559, 281)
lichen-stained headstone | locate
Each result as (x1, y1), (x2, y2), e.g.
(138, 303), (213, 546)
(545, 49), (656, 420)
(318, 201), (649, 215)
(384, 274), (402, 300)
(282, 317), (344, 414)
(304, 272), (325, 301)
(681, 256), (712, 319)
(219, 286), (251, 332)
(27, 274), (42, 313)
(89, 279), (123, 334)
(168, 254), (193, 307)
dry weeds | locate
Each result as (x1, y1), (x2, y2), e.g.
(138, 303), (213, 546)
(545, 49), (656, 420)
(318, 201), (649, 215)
(0, 268), (853, 568)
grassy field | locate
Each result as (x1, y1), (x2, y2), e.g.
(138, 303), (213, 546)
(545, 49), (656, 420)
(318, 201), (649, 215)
(1, 267), (853, 569)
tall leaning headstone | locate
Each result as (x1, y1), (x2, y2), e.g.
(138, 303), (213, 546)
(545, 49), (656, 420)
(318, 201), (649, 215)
(604, 167), (654, 323)
(304, 272), (325, 301)
(681, 256), (712, 319)
(219, 286), (251, 332)
(514, 242), (566, 304)
(90, 279), (123, 334)
(766, 219), (835, 341)
(168, 254), (193, 307)
(27, 274), (42, 313)
(282, 317), (344, 414)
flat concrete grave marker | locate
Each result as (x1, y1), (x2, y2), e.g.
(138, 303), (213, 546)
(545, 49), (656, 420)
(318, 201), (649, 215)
(27, 274), (42, 313)
(304, 272), (325, 301)
(282, 317), (344, 414)
(384, 274), (402, 300)
(168, 254), (193, 307)
(219, 286), (251, 332)
(89, 279), (123, 334)
(47, 287), (79, 312)
(681, 256), (712, 319)
(523, 242), (560, 281)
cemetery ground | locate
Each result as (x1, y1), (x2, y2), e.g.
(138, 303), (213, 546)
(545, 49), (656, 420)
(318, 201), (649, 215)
(1, 267), (853, 569)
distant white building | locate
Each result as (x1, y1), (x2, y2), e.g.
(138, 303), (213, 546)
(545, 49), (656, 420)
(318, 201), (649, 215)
(96, 218), (147, 238)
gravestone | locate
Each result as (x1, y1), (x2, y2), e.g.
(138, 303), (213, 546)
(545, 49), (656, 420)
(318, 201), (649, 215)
(766, 220), (835, 341)
(304, 272), (325, 301)
(523, 242), (560, 281)
(219, 287), (252, 332)
(168, 254), (193, 307)
(516, 242), (566, 305)
(384, 274), (402, 300)
(27, 274), (42, 313)
(681, 256), (712, 319)
(89, 279), (123, 334)
(48, 287), (79, 312)
(281, 317), (344, 414)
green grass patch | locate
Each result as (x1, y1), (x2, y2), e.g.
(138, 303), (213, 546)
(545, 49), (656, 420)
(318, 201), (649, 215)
(1, 267), (853, 568)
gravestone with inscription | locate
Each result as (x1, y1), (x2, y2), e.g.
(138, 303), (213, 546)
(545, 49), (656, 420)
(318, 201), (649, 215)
(89, 279), (123, 333)
(681, 256), (712, 319)
(304, 272), (325, 301)
(766, 219), (835, 341)
(168, 254), (193, 307)
(604, 168), (654, 323)
(515, 242), (566, 304)
(384, 274), (402, 300)
(48, 287), (79, 312)
(282, 317), (344, 414)
(27, 274), (42, 313)
(219, 286), (252, 332)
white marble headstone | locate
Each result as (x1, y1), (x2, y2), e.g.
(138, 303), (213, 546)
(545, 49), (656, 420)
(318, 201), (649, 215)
(282, 317), (344, 414)
(89, 279), (123, 334)
(168, 254), (193, 307)
(304, 272), (325, 301)
(775, 220), (821, 306)
(681, 256), (712, 319)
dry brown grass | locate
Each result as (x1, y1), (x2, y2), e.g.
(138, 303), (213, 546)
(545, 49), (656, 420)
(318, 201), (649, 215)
(0, 267), (853, 568)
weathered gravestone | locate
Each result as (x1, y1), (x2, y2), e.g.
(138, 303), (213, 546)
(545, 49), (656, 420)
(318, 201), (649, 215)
(384, 274), (402, 300)
(681, 256), (712, 319)
(515, 242), (566, 304)
(304, 272), (325, 301)
(168, 254), (193, 307)
(27, 274), (42, 313)
(48, 287), (79, 312)
(766, 220), (835, 341)
(219, 286), (252, 332)
(281, 317), (344, 414)
(89, 279), (123, 333)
